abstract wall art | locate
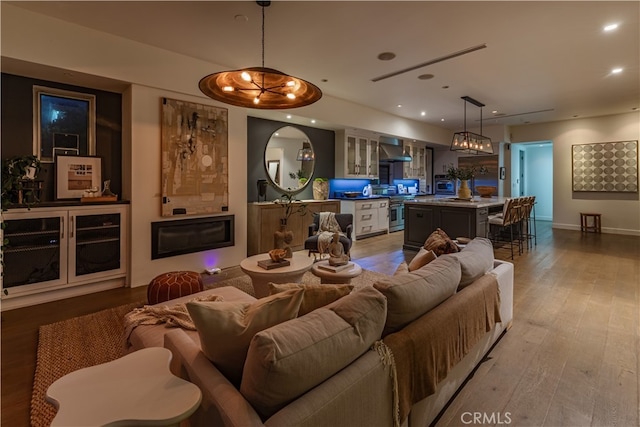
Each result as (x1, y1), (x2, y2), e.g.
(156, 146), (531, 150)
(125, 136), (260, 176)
(161, 98), (229, 216)
(572, 141), (638, 193)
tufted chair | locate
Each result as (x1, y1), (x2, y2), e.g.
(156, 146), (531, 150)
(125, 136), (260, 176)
(304, 213), (353, 260)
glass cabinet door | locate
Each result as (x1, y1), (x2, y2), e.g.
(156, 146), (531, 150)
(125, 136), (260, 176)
(346, 136), (357, 175)
(2, 212), (67, 294)
(357, 137), (368, 175)
(68, 208), (125, 282)
(368, 140), (379, 177)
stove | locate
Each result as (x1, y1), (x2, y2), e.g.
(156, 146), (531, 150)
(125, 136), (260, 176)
(388, 195), (415, 232)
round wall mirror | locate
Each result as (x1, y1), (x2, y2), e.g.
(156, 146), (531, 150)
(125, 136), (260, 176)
(264, 126), (315, 195)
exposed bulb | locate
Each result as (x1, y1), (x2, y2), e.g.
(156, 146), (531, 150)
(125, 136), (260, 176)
(286, 80), (295, 87)
(253, 97), (260, 104)
(241, 71), (252, 82)
(286, 93), (296, 100)
(222, 86), (234, 92)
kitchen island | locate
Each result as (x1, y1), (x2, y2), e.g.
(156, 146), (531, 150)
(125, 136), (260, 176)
(403, 197), (507, 251)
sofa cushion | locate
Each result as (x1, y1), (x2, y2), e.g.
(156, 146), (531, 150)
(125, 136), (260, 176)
(268, 282), (354, 316)
(394, 261), (410, 275)
(408, 248), (437, 271)
(423, 228), (460, 256)
(240, 286), (387, 420)
(448, 237), (494, 289)
(186, 288), (304, 387)
(374, 256), (461, 335)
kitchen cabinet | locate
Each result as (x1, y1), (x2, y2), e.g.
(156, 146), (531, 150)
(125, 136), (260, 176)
(340, 199), (388, 240)
(403, 200), (503, 251)
(1, 204), (128, 309)
(403, 142), (434, 194)
(247, 200), (340, 256)
(335, 131), (379, 178)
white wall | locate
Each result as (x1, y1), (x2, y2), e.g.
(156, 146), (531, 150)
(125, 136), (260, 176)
(510, 113), (640, 235)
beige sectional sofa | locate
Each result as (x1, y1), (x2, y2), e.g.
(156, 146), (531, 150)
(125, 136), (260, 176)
(128, 237), (513, 427)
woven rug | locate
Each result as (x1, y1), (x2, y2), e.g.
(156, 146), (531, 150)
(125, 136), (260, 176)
(31, 268), (386, 426)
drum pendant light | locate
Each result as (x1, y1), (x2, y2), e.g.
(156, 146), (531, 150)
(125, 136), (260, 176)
(199, 1), (322, 109)
(450, 96), (494, 154)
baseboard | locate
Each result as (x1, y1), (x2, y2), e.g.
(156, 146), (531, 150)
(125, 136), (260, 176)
(552, 222), (640, 236)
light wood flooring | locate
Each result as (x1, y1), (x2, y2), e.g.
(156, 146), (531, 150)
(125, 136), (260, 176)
(2, 222), (639, 426)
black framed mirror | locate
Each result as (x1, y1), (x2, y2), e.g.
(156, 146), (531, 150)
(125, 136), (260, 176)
(263, 126), (315, 196)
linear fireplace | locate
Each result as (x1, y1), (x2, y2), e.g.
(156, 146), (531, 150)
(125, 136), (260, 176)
(151, 215), (234, 260)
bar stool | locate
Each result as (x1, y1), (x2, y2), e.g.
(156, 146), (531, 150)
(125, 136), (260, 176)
(580, 213), (601, 233)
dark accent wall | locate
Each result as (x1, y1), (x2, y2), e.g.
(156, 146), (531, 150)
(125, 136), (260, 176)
(1, 73), (123, 202)
(247, 116), (336, 202)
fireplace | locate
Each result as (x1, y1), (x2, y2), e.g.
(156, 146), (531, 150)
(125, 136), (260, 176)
(151, 215), (234, 260)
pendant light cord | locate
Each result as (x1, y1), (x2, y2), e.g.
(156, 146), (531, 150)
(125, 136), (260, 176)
(261, 5), (265, 69)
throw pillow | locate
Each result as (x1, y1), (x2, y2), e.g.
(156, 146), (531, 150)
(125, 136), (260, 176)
(394, 261), (410, 275)
(268, 282), (354, 316)
(240, 287), (387, 419)
(449, 237), (494, 289)
(407, 248), (437, 272)
(374, 256), (461, 336)
(186, 288), (304, 387)
(423, 228), (460, 256)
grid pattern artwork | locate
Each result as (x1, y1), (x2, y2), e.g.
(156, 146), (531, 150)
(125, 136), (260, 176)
(571, 141), (638, 192)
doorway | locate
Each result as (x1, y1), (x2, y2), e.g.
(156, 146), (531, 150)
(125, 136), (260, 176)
(511, 141), (553, 221)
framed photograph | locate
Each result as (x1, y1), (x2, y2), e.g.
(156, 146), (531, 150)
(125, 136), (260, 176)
(33, 86), (96, 162)
(499, 167), (506, 180)
(55, 155), (102, 199)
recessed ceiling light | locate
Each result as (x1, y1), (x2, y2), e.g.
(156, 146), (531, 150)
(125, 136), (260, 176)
(311, 119), (316, 124)
(397, 104), (402, 108)
(573, 115), (580, 118)
(604, 23), (619, 32)
(377, 52), (396, 61)
(441, 118), (445, 122)
(421, 111), (426, 116)
(234, 14), (248, 22)
(321, 79), (328, 82)
(612, 67), (623, 74)
(418, 74), (434, 80)
(492, 110), (498, 114)
(442, 85), (449, 89)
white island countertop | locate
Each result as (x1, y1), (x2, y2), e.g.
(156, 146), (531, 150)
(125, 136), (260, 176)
(406, 196), (508, 209)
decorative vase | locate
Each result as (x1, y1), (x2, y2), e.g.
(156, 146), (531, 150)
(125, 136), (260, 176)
(457, 180), (472, 199)
(274, 219), (293, 258)
(312, 181), (329, 200)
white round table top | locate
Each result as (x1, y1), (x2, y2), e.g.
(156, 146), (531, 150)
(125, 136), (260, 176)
(46, 347), (202, 426)
(240, 251), (314, 275)
(311, 260), (363, 279)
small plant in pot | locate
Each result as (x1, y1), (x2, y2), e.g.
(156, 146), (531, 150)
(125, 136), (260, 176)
(289, 170), (308, 188)
(2, 155), (43, 210)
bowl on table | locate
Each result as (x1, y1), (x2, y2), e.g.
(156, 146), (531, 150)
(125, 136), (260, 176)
(475, 186), (497, 198)
(343, 191), (362, 198)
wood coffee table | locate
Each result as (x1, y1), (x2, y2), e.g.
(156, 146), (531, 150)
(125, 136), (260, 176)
(311, 260), (363, 284)
(46, 347), (201, 426)
(240, 252), (314, 298)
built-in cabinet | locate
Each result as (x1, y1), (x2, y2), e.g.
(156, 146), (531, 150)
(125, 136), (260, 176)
(340, 198), (389, 240)
(403, 141), (434, 193)
(247, 200), (340, 256)
(335, 131), (379, 178)
(1, 204), (128, 310)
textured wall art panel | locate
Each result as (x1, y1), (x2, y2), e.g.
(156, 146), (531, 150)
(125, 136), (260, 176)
(161, 98), (229, 216)
(572, 140), (638, 192)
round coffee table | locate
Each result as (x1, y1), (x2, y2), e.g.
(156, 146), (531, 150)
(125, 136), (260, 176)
(240, 252), (314, 298)
(311, 260), (363, 284)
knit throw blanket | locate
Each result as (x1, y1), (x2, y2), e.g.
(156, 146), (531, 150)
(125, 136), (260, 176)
(123, 294), (223, 344)
(317, 212), (344, 254)
(374, 274), (502, 427)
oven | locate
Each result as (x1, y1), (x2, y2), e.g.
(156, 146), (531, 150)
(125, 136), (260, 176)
(388, 197), (405, 232)
(434, 174), (456, 195)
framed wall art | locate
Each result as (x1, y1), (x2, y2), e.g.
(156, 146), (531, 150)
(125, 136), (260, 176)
(33, 86), (96, 162)
(572, 140), (638, 192)
(55, 155), (102, 199)
(161, 98), (229, 216)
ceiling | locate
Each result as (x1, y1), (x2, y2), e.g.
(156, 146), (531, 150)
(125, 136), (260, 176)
(6, 1), (639, 132)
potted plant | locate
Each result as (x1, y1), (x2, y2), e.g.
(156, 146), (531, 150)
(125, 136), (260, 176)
(312, 177), (329, 200)
(2, 155), (43, 210)
(445, 164), (487, 199)
(289, 170), (308, 188)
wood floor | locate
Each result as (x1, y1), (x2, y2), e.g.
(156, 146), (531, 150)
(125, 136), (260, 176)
(2, 222), (639, 426)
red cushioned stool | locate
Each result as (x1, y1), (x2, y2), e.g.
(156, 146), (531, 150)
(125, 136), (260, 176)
(147, 271), (204, 304)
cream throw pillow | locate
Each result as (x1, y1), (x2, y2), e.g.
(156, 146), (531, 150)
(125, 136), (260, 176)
(449, 237), (494, 289)
(268, 282), (354, 316)
(394, 261), (410, 275)
(186, 289), (304, 387)
(240, 287), (387, 419)
(408, 248), (437, 271)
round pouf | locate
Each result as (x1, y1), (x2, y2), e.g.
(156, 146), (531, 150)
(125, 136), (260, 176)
(147, 271), (204, 304)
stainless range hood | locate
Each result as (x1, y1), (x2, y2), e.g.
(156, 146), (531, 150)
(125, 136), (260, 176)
(379, 136), (412, 162)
